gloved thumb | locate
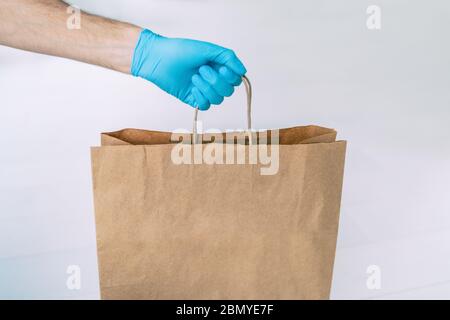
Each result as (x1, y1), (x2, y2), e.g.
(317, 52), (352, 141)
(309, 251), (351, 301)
(210, 49), (247, 77)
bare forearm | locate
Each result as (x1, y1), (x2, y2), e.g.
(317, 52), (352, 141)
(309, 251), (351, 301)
(0, 0), (141, 73)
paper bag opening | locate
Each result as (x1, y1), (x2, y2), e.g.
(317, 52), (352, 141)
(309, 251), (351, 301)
(101, 125), (337, 146)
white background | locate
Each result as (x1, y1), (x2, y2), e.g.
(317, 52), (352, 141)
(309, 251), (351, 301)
(1, 0), (450, 299)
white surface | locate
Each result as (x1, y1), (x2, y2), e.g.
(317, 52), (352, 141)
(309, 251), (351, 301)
(1, 0), (450, 299)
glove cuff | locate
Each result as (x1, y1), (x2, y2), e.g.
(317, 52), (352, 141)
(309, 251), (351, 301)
(130, 29), (158, 77)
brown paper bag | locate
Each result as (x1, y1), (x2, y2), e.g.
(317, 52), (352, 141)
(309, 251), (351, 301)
(91, 123), (346, 300)
(91, 77), (346, 300)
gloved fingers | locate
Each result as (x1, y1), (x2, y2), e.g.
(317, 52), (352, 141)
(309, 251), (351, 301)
(184, 93), (197, 108)
(211, 49), (247, 77)
(199, 65), (234, 98)
(191, 87), (210, 111)
(218, 66), (242, 86)
(192, 74), (224, 105)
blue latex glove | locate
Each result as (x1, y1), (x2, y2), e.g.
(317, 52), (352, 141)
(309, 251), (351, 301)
(131, 29), (247, 111)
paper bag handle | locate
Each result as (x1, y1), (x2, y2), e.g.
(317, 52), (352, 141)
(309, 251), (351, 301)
(192, 75), (252, 144)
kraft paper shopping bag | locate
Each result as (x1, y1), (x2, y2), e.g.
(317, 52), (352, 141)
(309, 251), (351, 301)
(91, 78), (346, 299)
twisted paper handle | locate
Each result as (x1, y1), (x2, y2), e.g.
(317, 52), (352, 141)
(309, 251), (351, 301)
(192, 75), (252, 144)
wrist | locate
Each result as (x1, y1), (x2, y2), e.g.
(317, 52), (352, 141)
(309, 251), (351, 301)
(130, 29), (160, 77)
(109, 24), (143, 74)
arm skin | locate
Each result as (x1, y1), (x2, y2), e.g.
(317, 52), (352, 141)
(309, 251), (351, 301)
(0, 0), (141, 73)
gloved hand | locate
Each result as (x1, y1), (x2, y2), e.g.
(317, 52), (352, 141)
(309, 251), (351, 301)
(131, 29), (247, 111)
